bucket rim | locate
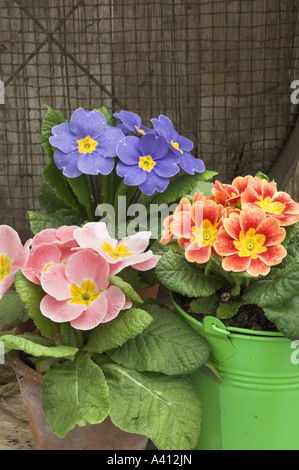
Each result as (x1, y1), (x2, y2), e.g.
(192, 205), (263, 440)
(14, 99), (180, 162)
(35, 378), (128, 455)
(170, 292), (285, 340)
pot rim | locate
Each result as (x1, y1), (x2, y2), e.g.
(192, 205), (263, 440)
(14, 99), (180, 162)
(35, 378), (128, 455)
(7, 351), (43, 386)
(170, 292), (285, 340)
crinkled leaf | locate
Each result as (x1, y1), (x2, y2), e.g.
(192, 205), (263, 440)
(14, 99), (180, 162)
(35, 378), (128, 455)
(14, 271), (57, 340)
(41, 106), (67, 157)
(84, 308), (153, 354)
(156, 250), (224, 298)
(189, 295), (218, 315)
(0, 292), (29, 325)
(27, 209), (82, 235)
(263, 298), (299, 340)
(216, 301), (245, 320)
(109, 275), (144, 304)
(0, 334), (78, 358)
(38, 183), (68, 214)
(243, 258), (299, 308)
(60, 323), (84, 349)
(42, 355), (110, 438)
(108, 304), (210, 375)
(100, 358), (202, 450)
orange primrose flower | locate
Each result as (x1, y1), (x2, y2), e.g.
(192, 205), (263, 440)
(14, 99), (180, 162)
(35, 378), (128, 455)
(214, 206), (287, 277)
(211, 175), (255, 207)
(241, 178), (299, 227)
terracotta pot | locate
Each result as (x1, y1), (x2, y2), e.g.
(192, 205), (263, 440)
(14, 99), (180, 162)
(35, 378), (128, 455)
(136, 283), (159, 301)
(7, 352), (149, 450)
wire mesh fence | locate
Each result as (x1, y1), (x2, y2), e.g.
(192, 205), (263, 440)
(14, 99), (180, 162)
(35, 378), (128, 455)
(0, 0), (299, 240)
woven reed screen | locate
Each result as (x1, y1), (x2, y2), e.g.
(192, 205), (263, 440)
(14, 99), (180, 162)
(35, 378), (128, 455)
(0, 0), (299, 240)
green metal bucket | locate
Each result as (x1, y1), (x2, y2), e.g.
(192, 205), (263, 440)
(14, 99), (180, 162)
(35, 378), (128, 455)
(171, 294), (299, 450)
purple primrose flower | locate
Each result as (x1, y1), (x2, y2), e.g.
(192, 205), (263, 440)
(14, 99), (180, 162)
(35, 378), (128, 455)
(151, 115), (205, 175)
(113, 110), (154, 137)
(49, 108), (124, 178)
(116, 133), (180, 196)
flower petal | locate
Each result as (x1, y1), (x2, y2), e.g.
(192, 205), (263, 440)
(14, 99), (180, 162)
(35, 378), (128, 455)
(54, 149), (82, 178)
(256, 217), (286, 246)
(258, 244), (287, 266)
(77, 153), (115, 176)
(246, 258), (271, 277)
(70, 108), (107, 139)
(138, 172), (169, 196)
(41, 263), (71, 300)
(138, 133), (169, 160)
(240, 206), (266, 234)
(116, 162), (147, 185)
(65, 251), (110, 291)
(214, 229), (239, 256)
(222, 254), (251, 272)
(49, 122), (78, 153)
(132, 253), (161, 271)
(0, 225), (24, 261)
(101, 286), (126, 323)
(171, 211), (194, 239)
(117, 136), (140, 165)
(40, 295), (85, 322)
(179, 153), (205, 175)
(223, 212), (242, 240)
(185, 243), (211, 264)
(70, 293), (108, 330)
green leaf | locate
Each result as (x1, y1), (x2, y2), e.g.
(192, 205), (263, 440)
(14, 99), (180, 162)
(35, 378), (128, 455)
(29, 357), (60, 374)
(113, 180), (137, 213)
(84, 308), (153, 354)
(38, 183), (68, 214)
(14, 271), (57, 340)
(243, 258), (299, 308)
(108, 304), (210, 375)
(42, 355), (110, 438)
(41, 106), (67, 157)
(189, 294), (218, 315)
(109, 275), (144, 304)
(100, 358), (202, 450)
(156, 250), (224, 298)
(93, 107), (115, 127)
(60, 323), (84, 349)
(216, 301), (244, 320)
(66, 175), (95, 220)
(263, 298), (299, 340)
(199, 360), (223, 385)
(0, 334), (78, 358)
(27, 209), (82, 235)
(150, 170), (217, 207)
(0, 292), (29, 325)
(43, 159), (81, 210)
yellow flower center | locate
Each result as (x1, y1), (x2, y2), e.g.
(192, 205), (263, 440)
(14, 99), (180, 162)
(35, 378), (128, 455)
(0, 255), (11, 282)
(255, 196), (285, 215)
(135, 126), (146, 135)
(234, 228), (267, 259)
(69, 279), (100, 307)
(101, 242), (134, 260)
(77, 135), (99, 154)
(190, 220), (218, 247)
(171, 140), (184, 155)
(139, 155), (156, 172)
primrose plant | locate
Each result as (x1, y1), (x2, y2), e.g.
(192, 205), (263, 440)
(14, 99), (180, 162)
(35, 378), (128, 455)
(156, 174), (299, 340)
(0, 104), (215, 450)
